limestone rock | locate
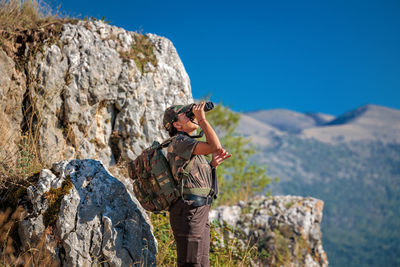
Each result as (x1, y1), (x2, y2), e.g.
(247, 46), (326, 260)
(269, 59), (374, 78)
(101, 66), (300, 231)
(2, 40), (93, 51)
(210, 195), (328, 267)
(2, 20), (193, 168)
(18, 159), (156, 266)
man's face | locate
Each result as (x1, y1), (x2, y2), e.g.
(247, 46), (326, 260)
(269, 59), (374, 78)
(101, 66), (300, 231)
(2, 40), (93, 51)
(174, 113), (198, 133)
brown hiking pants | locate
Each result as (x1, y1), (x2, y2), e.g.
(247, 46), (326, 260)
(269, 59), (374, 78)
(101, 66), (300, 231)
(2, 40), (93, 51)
(169, 199), (211, 267)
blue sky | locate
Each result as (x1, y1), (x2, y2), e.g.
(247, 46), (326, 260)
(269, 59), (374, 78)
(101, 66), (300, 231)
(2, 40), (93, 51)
(50, 0), (400, 116)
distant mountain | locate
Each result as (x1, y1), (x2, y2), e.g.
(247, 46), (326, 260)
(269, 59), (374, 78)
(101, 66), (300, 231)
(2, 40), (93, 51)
(243, 104), (400, 144)
(237, 114), (283, 146)
(302, 104), (400, 144)
(304, 112), (335, 125)
(245, 109), (335, 133)
(238, 104), (400, 267)
(326, 104), (397, 126)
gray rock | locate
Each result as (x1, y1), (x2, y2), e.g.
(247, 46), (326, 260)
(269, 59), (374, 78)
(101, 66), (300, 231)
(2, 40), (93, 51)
(209, 204), (242, 227)
(19, 159), (156, 266)
(210, 195), (328, 267)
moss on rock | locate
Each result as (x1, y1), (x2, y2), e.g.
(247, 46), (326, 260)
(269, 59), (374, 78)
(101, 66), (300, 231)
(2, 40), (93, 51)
(43, 176), (73, 228)
(119, 34), (158, 74)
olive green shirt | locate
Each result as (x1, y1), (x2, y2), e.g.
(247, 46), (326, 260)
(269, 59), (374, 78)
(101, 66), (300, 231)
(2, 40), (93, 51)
(167, 134), (212, 189)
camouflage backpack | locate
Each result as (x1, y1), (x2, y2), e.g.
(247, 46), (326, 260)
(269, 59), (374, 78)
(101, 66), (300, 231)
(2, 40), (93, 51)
(128, 137), (194, 212)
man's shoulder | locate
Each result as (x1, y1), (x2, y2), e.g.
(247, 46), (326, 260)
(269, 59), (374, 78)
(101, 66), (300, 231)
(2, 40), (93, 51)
(168, 134), (190, 152)
(168, 133), (198, 160)
(174, 133), (197, 144)
(174, 133), (186, 141)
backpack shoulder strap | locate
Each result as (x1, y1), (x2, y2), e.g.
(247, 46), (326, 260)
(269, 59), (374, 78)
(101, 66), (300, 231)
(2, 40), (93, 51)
(160, 135), (177, 148)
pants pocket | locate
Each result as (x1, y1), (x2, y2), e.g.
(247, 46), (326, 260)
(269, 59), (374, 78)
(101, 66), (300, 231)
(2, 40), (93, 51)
(185, 237), (201, 263)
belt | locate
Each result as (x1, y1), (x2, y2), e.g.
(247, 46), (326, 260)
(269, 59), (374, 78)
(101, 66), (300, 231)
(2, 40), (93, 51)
(183, 194), (213, 208)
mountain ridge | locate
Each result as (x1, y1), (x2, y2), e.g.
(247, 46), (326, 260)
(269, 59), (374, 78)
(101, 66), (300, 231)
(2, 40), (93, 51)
(245, 108), (322, 133)
(241, 104), (400, 144)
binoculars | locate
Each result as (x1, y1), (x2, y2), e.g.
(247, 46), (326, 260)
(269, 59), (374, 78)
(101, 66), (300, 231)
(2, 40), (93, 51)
(185, 102), (215, 119)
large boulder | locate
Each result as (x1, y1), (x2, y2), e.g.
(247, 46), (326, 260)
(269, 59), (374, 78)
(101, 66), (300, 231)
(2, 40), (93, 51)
(210, 196), (328, 267)
(18, 159), (156, 266)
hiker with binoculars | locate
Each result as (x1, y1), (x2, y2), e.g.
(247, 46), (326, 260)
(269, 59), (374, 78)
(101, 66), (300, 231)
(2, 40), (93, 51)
(163, 101), (231, 267)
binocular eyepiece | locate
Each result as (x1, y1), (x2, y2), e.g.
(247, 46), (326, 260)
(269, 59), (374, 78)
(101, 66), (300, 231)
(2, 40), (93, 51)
(185, 101), (215, 119)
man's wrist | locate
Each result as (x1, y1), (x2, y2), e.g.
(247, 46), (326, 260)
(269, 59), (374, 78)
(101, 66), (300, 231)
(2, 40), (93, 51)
(197, 118), (206, 124)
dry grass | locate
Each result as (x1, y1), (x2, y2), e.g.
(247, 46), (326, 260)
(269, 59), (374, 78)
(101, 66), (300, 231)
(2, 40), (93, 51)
(150, 213), (177, 266)
(0, 0), (43, 30)
(0, 111), (43, 187)
(0, 0), (75, 67)
(0, 207), (58, 266)
(0, 0), (68, 32)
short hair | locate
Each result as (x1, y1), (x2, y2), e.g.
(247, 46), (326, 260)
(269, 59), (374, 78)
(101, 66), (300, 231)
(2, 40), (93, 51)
(167, 125), (178, 137)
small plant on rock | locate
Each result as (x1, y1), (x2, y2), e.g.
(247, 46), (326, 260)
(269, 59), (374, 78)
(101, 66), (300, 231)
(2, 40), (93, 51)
(119, 34), (158, 74)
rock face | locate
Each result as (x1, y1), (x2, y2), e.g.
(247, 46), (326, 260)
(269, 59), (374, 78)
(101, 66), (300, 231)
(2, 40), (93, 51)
(18, 159), (156, 266)
(0, 19), (193, 168)
(210, 196), (328, 267)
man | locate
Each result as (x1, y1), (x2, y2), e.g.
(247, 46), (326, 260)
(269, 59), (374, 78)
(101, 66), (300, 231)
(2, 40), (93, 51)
(163, 102), (231, 266)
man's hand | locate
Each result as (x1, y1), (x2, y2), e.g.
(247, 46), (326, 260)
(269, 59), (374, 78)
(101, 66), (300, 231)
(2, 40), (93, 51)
(210, 148), (232, 168)
(192, 102), (206, 122)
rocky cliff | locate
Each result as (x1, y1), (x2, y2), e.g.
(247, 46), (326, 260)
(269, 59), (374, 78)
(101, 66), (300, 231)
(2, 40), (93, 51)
(0, 20), (193, 169)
